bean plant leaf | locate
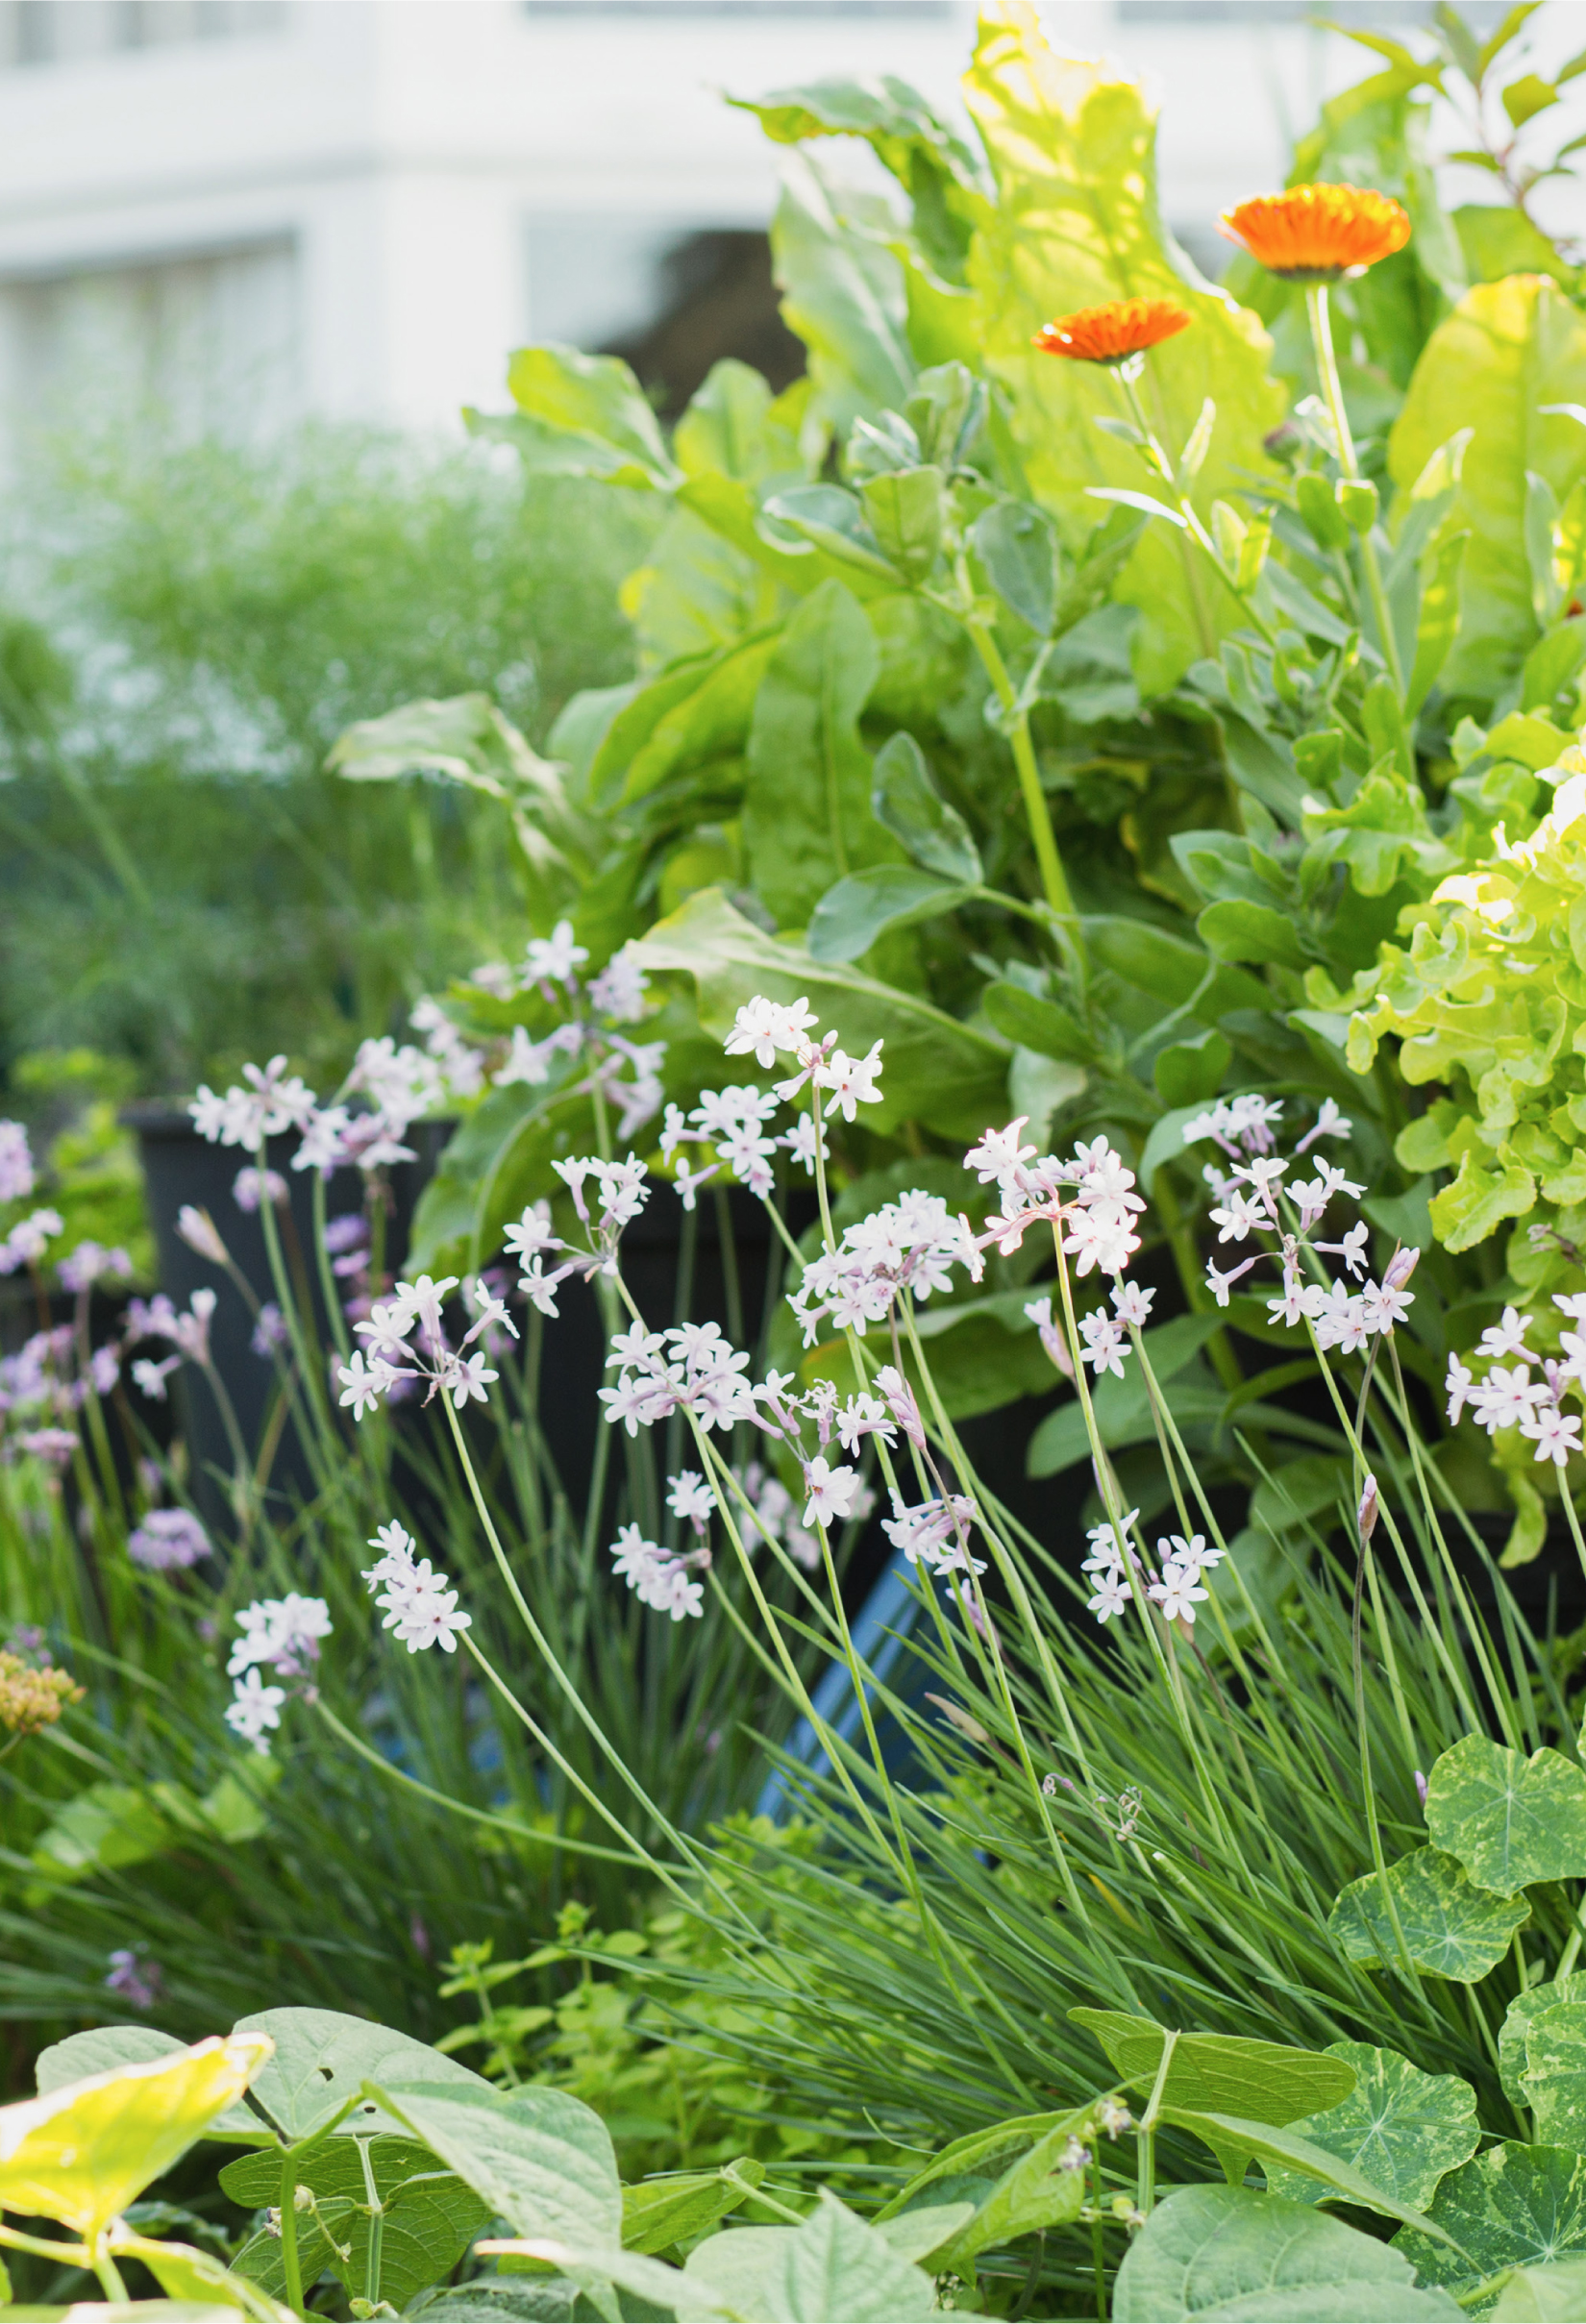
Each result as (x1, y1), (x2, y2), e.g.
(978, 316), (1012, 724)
(225, 2137), (491, 2312)
(1068, 2011), (1355, 2123)
(234, 2009), (492, 2144)
(628, 887), (1010, 1140)
(409, 2288), (581, 2324)
(368, 2080), (622, 2249)
(1328, 1847), (1530, 1980)
(1424, 1735), (1586, 1894)
(1394, 2144), (1586, 2297)
(1520, 2003), (1586, 2150)
(742, 579), (905, 928)
(620, 2157), (763, 2254)
(683, 2195), (937, 2321)
(0, 2034), (273, 2240)
(962, 0), (1284, 695)
(1112, 2185), (1465, 2321)
(875, 2106), (1093, 2219)
(1158, 2109), (1468, 2244)
(1499, 1976), (1586, 2107)
(1493, 2258), (1586, 2318)
(36, 2025), (268, 2146)
(1388, 278), (1586, 699)
(1261, 2042), (1481, 2212)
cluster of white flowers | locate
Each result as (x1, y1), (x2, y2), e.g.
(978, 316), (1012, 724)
(1081, 1510), (1225, 1628)
(502, 1155), (653, 1321)
(790, 1190), (983, 1346)
(484, 927), (663, 1139)
(0, 1205), (64, 1277)
(223, 1593), (332, 1752)
(336, 1272), (510, 1421)
(599, 1320), (756, 1437)
(609, 1521), (706, 1620)
(660, 1084), (826, 1209)
(1446, 1299), (1586, 1469)
(881, 1490), (983, 1576)
(361, 1521), (472, 1652)
(1179, 1097), (1420, 1350)
(0, 1119), (35, 1203)
(966, 1123), (1146, 1277)
(125, 1288), (217, 1401)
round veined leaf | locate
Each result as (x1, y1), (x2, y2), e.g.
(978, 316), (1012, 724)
(0, 2033), (272, 2238)
(1395, 2145), (1586, 2296)
(370, 2081), (621, 2251)
(1492, 2256), (1586, 2318)
(1500, 1977), (1586, 2107)
(1112, 2185), (1463, 2320)
(224, 2135), (492, 2312)
(1521, 2004), (1586, 2149)
(1328, 1846), (1531, 1981)
(1425, 1735), (1586, 1895)
(1262, 2043), (1481, 2212)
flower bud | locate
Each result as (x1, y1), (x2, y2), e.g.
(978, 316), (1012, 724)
(176, 1204), (229, 1266)
(1383, 1244), (1421, 1291)
(1414, 1768), (1428, 1808)
(1357, 1472), (1379, 1542)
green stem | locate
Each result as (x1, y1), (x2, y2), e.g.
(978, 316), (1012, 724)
(1305, 283), (1402, 694)
(963, 616), (1086, 979)
(358, 2133), (384, 2309)
(280, 2150), (304, 2314)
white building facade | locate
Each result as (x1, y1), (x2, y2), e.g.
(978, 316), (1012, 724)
(0, 0), (1573, 440)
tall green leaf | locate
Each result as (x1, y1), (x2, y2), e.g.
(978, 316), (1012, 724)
(1389, 278), (1586, 699)
(771, 154), (915, 429)
(742, 580), (900, 926)
(961, 0), (1285, 694)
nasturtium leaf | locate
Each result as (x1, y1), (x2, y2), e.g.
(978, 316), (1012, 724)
(1158, 2109), (1468, 2244)
(1395, 2145), (1586, 2298)
(629, 887), (1010, 1141)
(0, 2034), (272, 2239)
(1424, 1735), (1586, 1895)
(1261, 2042), (1481, 2212)
(1068, 2010), (1355, 2123)
(1521, 2003), (1586, 2149)
(1113, 2185), (1464, 2321)
(1500, 1977), (1586, 2106)
(233, 2008), (491, 2143)
(1494, 2257), (1586, 2318)
(620, 2157), (763, 2254)
(369, 2080), (621, 2250)
(223, 2135), (492, 2312)
(1328, 1847), (1530, 1981)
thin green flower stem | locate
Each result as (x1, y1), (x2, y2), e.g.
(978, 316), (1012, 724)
(279, 2153), (305, 2313)
(1047, 1230), (1243, 1865)
(1361, 1528), (1420, 1778)
(439, 1396), (718, 1899)
(895, 1297), (1099, 1796)
(961, 613), (1087, 981)
(313, 1699), (641, 1865)
(256, 1142), (336, 1448)
(1090, 2163), (1107, 2320)
(897, 1306), (1103, 1938)
(1555, 1469), (1586, 1594)
(1116, 366), (1281, 657)
(310, 1169), (352, 1365)
(1304, 284), (1403, 696)
(357, 2129), (384, 2308)
(1349, 1516), (1424, 1990)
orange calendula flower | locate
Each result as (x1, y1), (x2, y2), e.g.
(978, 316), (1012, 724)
(1032, 297), (1192, 365)
(1218, 184), (1411, 281)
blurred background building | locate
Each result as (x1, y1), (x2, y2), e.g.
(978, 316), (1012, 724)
(0, 0), (1571, 443)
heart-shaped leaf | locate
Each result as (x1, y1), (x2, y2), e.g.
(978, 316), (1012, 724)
(1113, 2185), (1464, 2320)
(233, 2008), (492, 2143)
(35, 2026), (267, 2145)
(0, 2034), (272, 2238)
(223, 2135), (492, 2311)
(1425, 1736), (1586, 1895)
(682, 2195), (936, 2322)
(369, 2081), (620, 2250)
(1328, 1846), (1530, 1980)
(1261, 2042), (1480, 2212)
(1500, 1976), (1586, 2106)
(1395, 2144), (1586, 2297)
(1069, 2011), (1355, 2123)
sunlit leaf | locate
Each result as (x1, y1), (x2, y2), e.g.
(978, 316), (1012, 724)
(1425, 1734), (1586, 1894)
(1113, 2185), (1463, 2321)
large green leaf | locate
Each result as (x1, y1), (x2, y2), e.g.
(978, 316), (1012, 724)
(682, 2195), (936, 2322)
(1113, 2185), (1463, 2321)
(224, 2137), (491, 2312)
(485, 345), (681, 492)
(0, 2035), (273, 2240)
(1329, 1847), (1530, 1981)
(620, 2157), (763, 2255)
(1395, 2146), (1586, 2299)
(962, 0), (1284, 694)
(1262, 2042), (1480, 2212)
(1388, 278), (1586, 699)
(233, 2010), (492, 2145)
(806, 865), (971, 962)
(1494, 2258), (1586, 2318)
(368, 2081), (621, 2250)
(1499, 1976), (1586, 2107)
(1069, 2011), (1354, 2123)
(1519, 2003), (1586, 2150)
(1161, 2110), (1471, 2244)
(35, 2027), (266, 2147)
(627, 887), (1009, 1140)
(1424, 1734), (1586, 1895)
(771, 153), (914, 429)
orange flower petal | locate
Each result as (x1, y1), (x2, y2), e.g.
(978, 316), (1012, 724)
(1032, 296), (1192, 364)
(1219, 184), (1411, 280)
